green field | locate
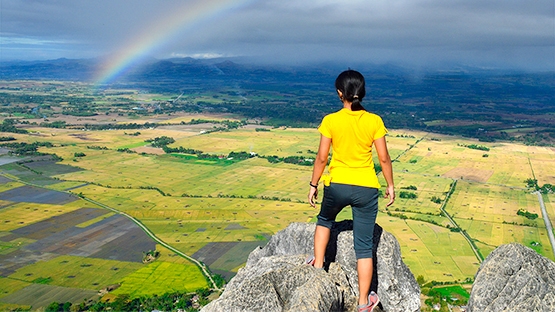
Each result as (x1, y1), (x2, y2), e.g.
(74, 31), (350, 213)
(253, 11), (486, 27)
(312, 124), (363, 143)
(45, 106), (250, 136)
(1, 111), (554, 308)
(112, 261), (208, 297)
(8, 255), (143, 290)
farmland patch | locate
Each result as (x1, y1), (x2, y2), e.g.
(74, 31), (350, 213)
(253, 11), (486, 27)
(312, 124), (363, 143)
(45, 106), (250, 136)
(0, 185), (78, 205)
(111, 261), (209, 297)
(11, 207), (107, 240)
(0, 283), (98, 310)
(8, 255), (143, 290)
(0, 156), (22, 166)
(442, 167), (493, 183)
(23, 161), (83, 176)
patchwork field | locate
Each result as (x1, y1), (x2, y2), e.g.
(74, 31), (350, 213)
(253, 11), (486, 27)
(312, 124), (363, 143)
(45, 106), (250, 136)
(0, 173), (208, 310)
(0, 113), (554, 309)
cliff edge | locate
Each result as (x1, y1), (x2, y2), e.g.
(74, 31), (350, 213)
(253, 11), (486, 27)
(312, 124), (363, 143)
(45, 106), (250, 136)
(201, 221), (420, 312)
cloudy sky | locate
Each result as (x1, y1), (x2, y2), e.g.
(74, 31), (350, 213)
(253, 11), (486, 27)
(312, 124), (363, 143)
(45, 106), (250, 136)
(1, 0), (554, 71)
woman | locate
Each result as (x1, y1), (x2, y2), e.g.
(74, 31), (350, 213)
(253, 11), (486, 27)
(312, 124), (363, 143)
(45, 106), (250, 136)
(307, 69), (395, 312)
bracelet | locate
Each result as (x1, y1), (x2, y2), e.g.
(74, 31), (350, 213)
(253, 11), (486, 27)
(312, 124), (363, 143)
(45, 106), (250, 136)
(309, 182), (318, 188)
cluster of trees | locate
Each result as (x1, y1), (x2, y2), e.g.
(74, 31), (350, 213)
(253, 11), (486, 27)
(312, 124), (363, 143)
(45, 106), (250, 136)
(430, 196), (442, 204)
(82, 122), (158, 131)
(46, 289), (212, 312)
(459, 143), (490, 151)
(116, 148), (136, 154)
(216, 193), (293, 202)
(138, 186), (167, 196)
(163, 146), (203, 154)
(40, 121), (67, 128)
(180, 192), (300, 203)
(399, 191), (418, 199)
(539, 184), (554, 194)
(145, 136), (175, 148)
(260, 155), (314, 166)
(151, 137), (255, 163)
(227, 151), (255, 160)
(524, 178), (554, 194)
(517, 209), (538, 220)
(0, 119), (28, 134)
(446, 224), (462, 232)
(386, 211), (444, 226)
(86, 145), (109, 150)
(0, 136), (16, 142)
(177, 118), (246, 130)
(142, 249), (160, 263)
(0, 141), (54, 156)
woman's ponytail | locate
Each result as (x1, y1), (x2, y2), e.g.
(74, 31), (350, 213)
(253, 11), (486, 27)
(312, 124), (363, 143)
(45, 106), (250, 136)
(335, 70), (366, 111)
(351, 95), (365, 111)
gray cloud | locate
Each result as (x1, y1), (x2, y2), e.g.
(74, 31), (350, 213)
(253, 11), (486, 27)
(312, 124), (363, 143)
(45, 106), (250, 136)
(1, 0), (553, 70)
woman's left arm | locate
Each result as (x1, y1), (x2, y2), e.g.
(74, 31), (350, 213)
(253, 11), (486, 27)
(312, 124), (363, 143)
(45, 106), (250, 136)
(308, 135), (331, 207)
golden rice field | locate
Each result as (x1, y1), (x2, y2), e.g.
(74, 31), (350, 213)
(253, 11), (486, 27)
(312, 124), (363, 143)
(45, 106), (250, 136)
(0, 201), (84, 231)
(1, 114), (553, 303)
(8, 255), (144, 290)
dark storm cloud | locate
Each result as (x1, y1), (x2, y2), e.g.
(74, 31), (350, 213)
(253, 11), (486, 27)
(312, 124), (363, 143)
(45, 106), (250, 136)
(1, 0), (553, 70)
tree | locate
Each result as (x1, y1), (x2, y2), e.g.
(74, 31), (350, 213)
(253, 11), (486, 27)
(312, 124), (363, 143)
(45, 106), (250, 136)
(45, 302), (61, 312)
(524, 178), (538, 189)
(416, 275), (426, 285)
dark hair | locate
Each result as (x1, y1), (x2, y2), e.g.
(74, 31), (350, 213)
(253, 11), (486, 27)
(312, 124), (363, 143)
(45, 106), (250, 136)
(335, 69), (366, 111)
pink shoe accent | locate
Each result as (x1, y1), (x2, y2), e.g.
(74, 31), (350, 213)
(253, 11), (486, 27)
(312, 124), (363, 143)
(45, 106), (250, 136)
(358, 291), (379, 312)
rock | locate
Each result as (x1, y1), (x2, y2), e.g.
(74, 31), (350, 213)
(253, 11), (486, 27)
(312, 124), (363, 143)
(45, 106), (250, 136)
(468, 242), (555, 312)
(201, 221), (420, 312)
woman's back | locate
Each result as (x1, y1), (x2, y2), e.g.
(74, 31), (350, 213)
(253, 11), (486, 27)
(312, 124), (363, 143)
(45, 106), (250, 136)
(319, 108), (387, 188)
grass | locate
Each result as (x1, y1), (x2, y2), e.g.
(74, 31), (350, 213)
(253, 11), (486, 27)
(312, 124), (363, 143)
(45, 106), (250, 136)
(0, 284), (98, 310)
(444, 180), (554, 260)
(169, 153), (238, 166)
(432, 285), (470, 299)
(75, 212), (116, 228)
(0, 201), (84, 231)
(8, 255), (143, 290)
(0, 238), (35, 255)
(0, 277), (30, 299)
(111, 261), (209, 297)
(2, 115), (553, 291)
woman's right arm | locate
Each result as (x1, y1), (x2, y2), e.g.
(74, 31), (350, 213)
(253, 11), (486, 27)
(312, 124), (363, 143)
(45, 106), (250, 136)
(374, 136), (395, 207)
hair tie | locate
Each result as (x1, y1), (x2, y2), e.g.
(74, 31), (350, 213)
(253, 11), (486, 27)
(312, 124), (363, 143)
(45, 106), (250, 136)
(353, 95), (359, 99)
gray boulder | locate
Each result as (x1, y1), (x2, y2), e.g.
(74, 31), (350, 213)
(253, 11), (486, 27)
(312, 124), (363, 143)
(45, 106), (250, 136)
(468, 242), (555, 312)
(202, 221), (420, 312)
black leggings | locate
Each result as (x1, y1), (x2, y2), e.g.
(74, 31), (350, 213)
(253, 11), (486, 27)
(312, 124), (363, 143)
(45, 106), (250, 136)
(316, 183), (379, 259)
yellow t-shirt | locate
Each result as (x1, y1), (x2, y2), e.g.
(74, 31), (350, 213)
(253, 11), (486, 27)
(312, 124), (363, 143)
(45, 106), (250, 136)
(318, 108), (388, 188)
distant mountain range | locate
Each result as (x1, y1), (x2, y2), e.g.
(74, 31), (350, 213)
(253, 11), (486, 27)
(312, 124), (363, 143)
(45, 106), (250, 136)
(1, 56), (540, 86)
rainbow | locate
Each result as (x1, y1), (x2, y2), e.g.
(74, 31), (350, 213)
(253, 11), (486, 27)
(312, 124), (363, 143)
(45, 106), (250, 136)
(94, 0), (254, 85)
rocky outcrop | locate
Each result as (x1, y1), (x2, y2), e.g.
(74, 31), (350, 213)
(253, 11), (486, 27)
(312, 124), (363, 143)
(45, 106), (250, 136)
(201, 221), (420, 312)
(468, 242), (555, 312)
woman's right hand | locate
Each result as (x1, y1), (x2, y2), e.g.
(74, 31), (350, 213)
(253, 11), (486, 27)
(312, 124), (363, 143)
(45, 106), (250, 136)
(308, 186), (318, 208)
(385, 185), (395, 207)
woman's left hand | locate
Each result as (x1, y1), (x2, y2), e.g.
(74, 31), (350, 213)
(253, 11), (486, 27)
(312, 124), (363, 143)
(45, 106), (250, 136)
(308, 187), (318, 208)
